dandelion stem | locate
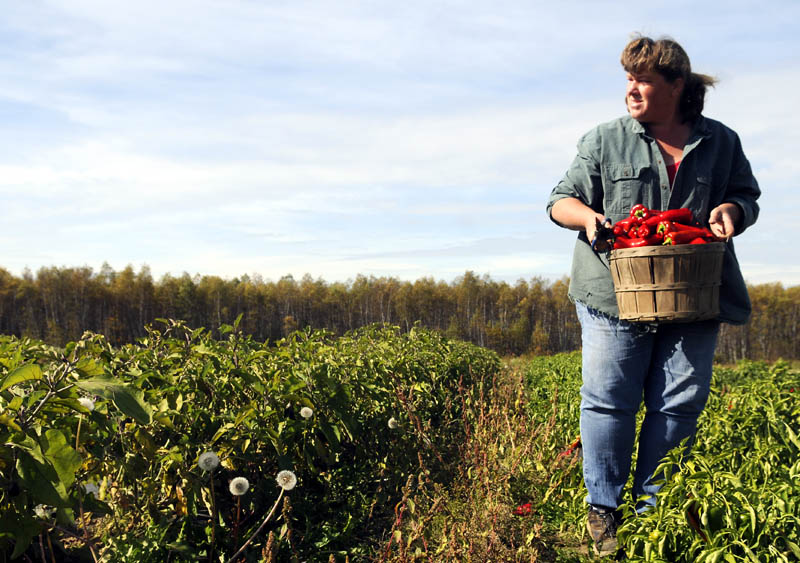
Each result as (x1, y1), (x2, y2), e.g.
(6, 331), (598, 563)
(78, 494), (99, 563)
(232, 496), (241, 550)
(45, 531), (56, 563)
(38, 532), (46, 563)
(75, 414), (82, 451)
(225, 488), (285, 563)
(209, 475), (217, 563)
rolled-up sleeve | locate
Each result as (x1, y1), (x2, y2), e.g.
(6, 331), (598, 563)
(724, 133), (760, 235)
(546, 129), (603, 224)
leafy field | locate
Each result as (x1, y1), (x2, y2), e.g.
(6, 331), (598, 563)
(1, 321), (798, 561)
(512, 355), (799, 562)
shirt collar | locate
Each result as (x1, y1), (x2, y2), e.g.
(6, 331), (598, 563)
(691, 115), (712, 139)
(629, 116), (647, 136)
(628, 114), (711, 140)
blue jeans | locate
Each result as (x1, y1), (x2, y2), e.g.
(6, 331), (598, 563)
(575, 302), (719, 511)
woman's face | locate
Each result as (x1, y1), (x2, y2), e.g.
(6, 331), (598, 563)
(625, 71), (683, 124)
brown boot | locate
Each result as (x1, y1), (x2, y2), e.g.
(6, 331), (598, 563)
(586, 506), (620, 557)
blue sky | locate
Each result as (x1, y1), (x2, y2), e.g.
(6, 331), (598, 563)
(2, 1), (798, 285)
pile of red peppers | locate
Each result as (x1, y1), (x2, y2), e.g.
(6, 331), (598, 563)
(611, 204), (720, 249)
(513, 502), (533, 516)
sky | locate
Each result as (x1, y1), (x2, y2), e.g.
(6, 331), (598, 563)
(2, 0), (798, 287)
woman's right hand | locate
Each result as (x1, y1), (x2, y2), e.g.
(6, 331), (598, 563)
(586, 215), (612, 251)
(584, 214), (605, 241)
(551, 198), (607, 236)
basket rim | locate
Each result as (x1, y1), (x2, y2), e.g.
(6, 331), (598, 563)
(609, 241), (726, 259)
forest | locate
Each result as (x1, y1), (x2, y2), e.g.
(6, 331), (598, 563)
(0, 263), (797, 363)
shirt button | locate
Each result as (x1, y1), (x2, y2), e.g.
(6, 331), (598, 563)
(661, 185), (667, 189)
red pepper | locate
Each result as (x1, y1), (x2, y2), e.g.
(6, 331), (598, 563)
(630, 204), (653, 220)
(641, 214), (666, 229)
(669, 223), (711, 235)
(656, 208), (693, 224)
(613, 236), (632, 249)
(689, 238), (708, 244)
(612, 216), (638, 235)
(560, 436), (582, 457)
(663, 230), (713, 245)
(637, 223), (665, 240)
(514, 503), (533, 516)
(656, 220), (674, 236)
(637, 223), (653, 238)
(613, 235), (661, 249)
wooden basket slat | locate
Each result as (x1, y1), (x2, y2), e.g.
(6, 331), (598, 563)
(608, 242), (726, 323)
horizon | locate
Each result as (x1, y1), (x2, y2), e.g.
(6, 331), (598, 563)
(3, 1), (798, 285)
(5, 261), (796, 290)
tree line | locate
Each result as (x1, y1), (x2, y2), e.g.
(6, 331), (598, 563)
(0, 264), (797, 362)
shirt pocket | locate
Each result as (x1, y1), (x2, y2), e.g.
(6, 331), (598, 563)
(686, 170), (722, 224)
(602, 163), (650, 215)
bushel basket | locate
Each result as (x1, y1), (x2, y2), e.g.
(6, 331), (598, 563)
(608, 242), (726, 322)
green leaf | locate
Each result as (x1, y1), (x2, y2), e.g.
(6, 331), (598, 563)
(233, 407), (256, 427)
(56, 506), (76, 525)
(0, 513), (40, 559)
(42, 429), (82, 489)
(784, 422), (800, 451)
(319, 420), (341, 449)
(154, 414), (174, 428)
(746, 504), (757, 536)
(113, 388), (153, 425)
(1, 363), (43, 392)
(734, 541), (761, 563)
(0, 413), (21, 432)
(76, 377), (153, 424)
(211, 422), (235, 444)
(50, 397), (90, 413)
(192, 343), (217, 356)
(786, 539), (800, 559)
(75, 357), (105, 377)
(16, 451), (68, 506)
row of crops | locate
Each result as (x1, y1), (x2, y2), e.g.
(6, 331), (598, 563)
(520, 354), (800, 562)
(0, 320), (499, 561)
(1, 319), (798, 561)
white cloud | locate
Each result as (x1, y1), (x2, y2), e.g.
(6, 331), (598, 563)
(742, 264), (800, 287)
(1, 1), (798, 286)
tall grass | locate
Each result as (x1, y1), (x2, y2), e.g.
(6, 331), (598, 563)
(379, 354), (590, 562)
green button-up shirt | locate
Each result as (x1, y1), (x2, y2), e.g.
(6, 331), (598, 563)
(546, 114), (760, 324)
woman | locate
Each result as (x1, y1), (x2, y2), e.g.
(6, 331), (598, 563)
(546, 35), (760, 556)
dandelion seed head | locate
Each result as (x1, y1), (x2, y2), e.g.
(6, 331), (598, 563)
(388, 417), (399, 430)
(78, 397), (95, 411)
(198, 451), (220, 472)
(229, 476), (250, 496)
(276, 470), (297, 491)
(34, 504), (55, 519)
(300, 407), (313, 419)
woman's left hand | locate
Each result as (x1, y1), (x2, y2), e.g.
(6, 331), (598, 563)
(708, 203), (742, 240)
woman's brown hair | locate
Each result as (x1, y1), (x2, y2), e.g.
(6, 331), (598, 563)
(621, 34), (717, 123)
